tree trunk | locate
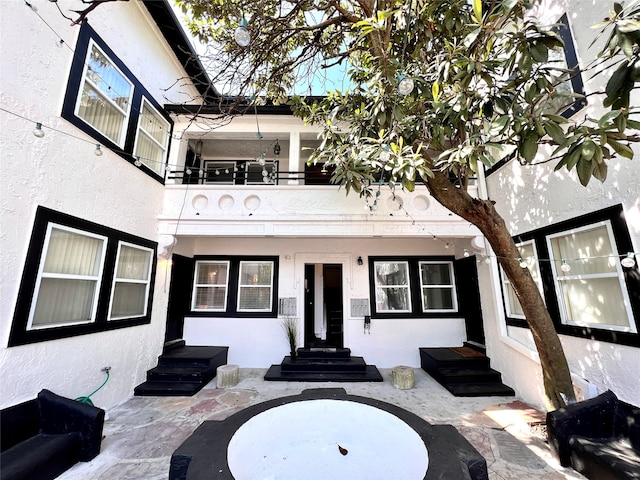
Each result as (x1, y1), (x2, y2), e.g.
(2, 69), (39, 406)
(424, 171), (575, 410)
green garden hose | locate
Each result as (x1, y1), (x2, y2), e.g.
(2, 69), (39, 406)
(75, 368), (110, 406)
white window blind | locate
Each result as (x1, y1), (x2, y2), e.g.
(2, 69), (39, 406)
(109, 243), (153, 320)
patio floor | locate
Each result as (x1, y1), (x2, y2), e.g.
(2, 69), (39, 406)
(58, 368), (586, 480)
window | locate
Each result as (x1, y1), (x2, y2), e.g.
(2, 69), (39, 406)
(237, 261), (274, 312)
(501, 240), (543, 319)
(547, 222), (636, 333)
(109, 243), (154, 320)
(199, 160), (278, 185)
(504, 205), (640, 347)
(374, 261), (411, 313)
(370, 257), (458, 317)
(62, 23), (172, 182)
(192, 261), (230, 311)
(29, 224), (107, 329)
(191, 257), (278, 317)
(134, 99), (170, 176)
(419, 262), (457, 312)
(10, 207), (157, 346)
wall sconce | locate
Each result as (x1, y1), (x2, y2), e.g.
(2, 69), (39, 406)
(357, 256), (363, 266)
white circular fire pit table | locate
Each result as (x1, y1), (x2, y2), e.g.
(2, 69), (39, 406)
(227, 399), (428, 480)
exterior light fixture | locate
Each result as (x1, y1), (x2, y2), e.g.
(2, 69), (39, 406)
(273, 139), (281, 156)
(560, 259), (571, 272)
(397, 75), (414, 95)
(33, 122), (45, 138)
(234, 18), (250, 47)
(621, 252), (636, 268)
(94, 144), (103, 156)
(357, 256), (364, 266)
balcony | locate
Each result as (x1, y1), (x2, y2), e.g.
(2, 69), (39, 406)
(159, 169), (480, 239)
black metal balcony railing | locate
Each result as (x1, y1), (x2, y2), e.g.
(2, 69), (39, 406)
(167, 168), (337, 186)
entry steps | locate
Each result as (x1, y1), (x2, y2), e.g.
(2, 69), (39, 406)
(134, 341), (228, 396)
(420, 342), (515, 397)
(264, 348), (383, 382)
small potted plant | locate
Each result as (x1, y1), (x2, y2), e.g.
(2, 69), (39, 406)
(281, 316), (299, 359)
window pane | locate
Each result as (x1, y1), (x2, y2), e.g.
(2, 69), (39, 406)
(32, 279), (96, 327)
(195, 286), (226, 310)
(506, 284), (524, 317)
(560, 277), (630, 328)
(420, 263), (451, 285)
(44, 228), (104, 276)
(549, 225), (617, 276)
(239, 287), (271, 310)
(197, 263), (228, 285)
(423, 288), (453, 310)
(116, 245), (151, 280)
(239, 262), (272, 285)
(375, 263), (408, 286)
(110, 283), (146, 318)
(77, 44), (132, 145)
(376, 287), (410, 311)
(205, 162), (235, 184)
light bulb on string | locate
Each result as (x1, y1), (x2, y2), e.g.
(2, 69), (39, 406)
(165, 165), (172, 173)
(94, 144), (103, 156)
(560, 259), (571, 272)
(397, 74), (414, 95)
(518, 257), (528, 268)
(55, 39), (64, 48)
(185, 168), (192, 175)
(463, 249), (470, 257)
(33, 122), (45, 138)
(234, 18), (251, 47)
(134, 157), (142, 167)
(621, 252), (636, 268)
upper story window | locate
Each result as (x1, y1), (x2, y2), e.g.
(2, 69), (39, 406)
(191, 257), (279, 317)
(10, 207), (157, 346)
(62, 23), (172, 182)
(370, 257), (458, 318)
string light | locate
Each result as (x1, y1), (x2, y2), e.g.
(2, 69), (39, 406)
(94, 144), (103, 156)
(560, 259), (571, 272)
(234, 18), (251, 47)
(621, 253), (636, 268)
(518, 257), (528, 268)
(464, 249), (470, 257)
(32, 122), (45, 138)
(134, 157), (142, 167)
(397, 75), (414, 95)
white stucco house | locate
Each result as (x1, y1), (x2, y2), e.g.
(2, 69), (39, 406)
(1, 0), (638, 413)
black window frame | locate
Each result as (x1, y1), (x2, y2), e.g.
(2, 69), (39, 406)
(9, 206), (158, 346)
(501, 204), (640, 347)
(61, 22), (173, 183)
(190, 255), (279, 318)
(368, 256), (460, 319)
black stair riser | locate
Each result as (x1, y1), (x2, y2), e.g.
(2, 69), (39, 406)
(437, 370), (503, 384)
(444, 383), (516, 397)
(147, 371), (214, 382)
(421, 358), (491, 370)
(296, 348), (352, 359)
(281, 361), (367, 373)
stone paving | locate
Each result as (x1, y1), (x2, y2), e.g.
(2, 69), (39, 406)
(58, 368), (587, 480)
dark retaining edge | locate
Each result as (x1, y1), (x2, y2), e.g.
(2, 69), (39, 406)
(169, 388), (488, 480)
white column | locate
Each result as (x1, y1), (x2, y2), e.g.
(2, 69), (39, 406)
(288, 131), (300, 185)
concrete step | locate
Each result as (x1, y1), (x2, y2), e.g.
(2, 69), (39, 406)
(280, 356), (368, 373)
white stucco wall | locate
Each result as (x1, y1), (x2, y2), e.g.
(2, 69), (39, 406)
(183, 237), (472, 368)
(0, 0), (199, 409)
(484, 0), (640, 407)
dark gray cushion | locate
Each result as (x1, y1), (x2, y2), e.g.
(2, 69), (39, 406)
(569, 436), (640, 480)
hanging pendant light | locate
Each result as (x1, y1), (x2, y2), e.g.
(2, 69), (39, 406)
(234, 18), (250, 47)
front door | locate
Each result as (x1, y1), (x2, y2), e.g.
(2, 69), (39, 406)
(164, 254), (194, 344)
(303, 263), (344, 348)
(454, 256), (486, 345)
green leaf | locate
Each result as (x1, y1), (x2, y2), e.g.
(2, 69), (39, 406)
(473, 0), (483, 23)
(543, 121), (566, 145)
(607, 138), (634, 159)
(580, 139), (596, 160)
(432, 82), (440, 101)
(576, 157), (593, 186)
(593, 160), (608, 182)
(598, 110), (622, 128)
(519, 134), (538, 162)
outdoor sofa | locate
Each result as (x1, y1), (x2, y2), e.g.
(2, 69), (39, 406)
(546, 389), (640, 479)
(0, 389), (105, 480)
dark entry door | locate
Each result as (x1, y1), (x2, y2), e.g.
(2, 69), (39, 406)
(164, 254), (194, 343)
(323, 264), (343, 348)
(454, 256), (486, 345)
(304, 264), (316, 345)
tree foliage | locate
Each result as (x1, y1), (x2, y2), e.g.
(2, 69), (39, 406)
(176, 0), (640, 409)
